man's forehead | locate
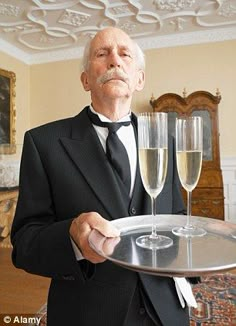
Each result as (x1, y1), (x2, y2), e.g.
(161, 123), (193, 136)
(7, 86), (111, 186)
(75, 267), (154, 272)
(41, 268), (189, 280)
(93, 43), (134, 53)
(91, 29), (134, 51)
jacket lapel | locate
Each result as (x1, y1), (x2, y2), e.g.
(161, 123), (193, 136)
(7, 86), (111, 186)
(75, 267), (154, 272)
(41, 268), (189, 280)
(60, 107), (128, 220)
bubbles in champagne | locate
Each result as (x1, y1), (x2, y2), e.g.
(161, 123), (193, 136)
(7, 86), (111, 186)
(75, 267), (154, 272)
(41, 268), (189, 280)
(139, 148), (168, 198)
(176, 150), (202, 192)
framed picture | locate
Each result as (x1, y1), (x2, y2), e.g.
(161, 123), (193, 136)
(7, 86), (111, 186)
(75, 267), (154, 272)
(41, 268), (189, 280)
(0, 68), (16, 154)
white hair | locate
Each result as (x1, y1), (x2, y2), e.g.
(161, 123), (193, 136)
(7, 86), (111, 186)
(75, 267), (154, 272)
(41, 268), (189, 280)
(81, 35), (145, 72)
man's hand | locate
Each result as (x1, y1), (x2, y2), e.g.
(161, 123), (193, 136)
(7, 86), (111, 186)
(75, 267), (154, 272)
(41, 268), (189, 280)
(69, 212), (120, 264)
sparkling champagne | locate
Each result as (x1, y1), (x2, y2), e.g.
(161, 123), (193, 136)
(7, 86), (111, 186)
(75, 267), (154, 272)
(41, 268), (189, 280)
(139, 148), (168, 198)
(176, 150), (202, 192)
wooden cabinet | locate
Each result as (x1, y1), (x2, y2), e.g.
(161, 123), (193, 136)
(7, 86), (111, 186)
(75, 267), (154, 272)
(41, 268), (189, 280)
(150, 90), (224, 220)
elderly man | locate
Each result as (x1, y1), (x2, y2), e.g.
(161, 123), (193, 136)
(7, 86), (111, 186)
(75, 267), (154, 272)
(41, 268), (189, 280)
(11, 27), (192, 326)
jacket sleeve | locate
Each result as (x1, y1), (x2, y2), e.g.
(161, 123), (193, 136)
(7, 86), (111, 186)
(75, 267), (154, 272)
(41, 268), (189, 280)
(11, 131), (90, 281)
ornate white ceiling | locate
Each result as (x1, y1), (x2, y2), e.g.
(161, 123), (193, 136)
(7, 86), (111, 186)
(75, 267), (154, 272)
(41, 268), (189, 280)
(0, 0), (236, 65)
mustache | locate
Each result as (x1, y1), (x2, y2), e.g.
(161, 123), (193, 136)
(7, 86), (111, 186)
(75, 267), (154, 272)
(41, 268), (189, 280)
(97, 68), (128, 84)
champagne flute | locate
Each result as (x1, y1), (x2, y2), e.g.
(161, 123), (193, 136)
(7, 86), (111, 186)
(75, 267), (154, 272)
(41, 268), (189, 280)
(172, 116), (206, 237)
(136, 112), (173, 250)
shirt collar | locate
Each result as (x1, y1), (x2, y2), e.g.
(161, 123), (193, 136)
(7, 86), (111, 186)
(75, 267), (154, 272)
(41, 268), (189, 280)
(90, 105), (131, 123)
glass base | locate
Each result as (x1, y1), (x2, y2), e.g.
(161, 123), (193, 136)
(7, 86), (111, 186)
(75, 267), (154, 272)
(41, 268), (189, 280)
(172, 226), (206, 237)
(136, 235), (173, 250)
(231, 231), (236, 239)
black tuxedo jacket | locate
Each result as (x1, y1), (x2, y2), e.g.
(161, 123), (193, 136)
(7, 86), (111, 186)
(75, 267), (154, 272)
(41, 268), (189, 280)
(11, 107), (189, 326)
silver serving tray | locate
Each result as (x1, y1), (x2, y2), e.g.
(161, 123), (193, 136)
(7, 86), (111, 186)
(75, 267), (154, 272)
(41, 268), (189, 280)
(89, 214), (236, 277)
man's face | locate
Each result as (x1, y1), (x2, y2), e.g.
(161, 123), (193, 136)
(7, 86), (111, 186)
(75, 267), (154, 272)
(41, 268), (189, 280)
(81, 28), (145, 100)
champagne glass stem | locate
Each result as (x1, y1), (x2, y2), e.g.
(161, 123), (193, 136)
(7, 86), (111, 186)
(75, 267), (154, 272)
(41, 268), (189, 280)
(187, 238), (192, 269)
(186, 190), (193, 229)
(151, 197), (157, 239)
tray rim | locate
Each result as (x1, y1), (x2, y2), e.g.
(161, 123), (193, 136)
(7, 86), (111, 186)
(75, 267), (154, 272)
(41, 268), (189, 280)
(89, 214), (236, 277)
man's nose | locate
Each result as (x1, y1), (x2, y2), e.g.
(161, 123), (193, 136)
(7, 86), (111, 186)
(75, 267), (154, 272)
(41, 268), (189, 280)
(108, 52), (121, 68)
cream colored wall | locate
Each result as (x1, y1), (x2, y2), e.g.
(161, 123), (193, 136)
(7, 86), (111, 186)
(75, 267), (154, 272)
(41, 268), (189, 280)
(0, 52), (30, 144)
(30, 40), (236, 157)
(30, 60), (89, 128)
(134, 40), (236, 158)
(1, 39), (236, 157)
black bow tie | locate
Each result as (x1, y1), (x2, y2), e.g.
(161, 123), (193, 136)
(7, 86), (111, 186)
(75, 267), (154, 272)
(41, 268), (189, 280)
(88, 108), (131, 194)
(87, 109), (131, 130)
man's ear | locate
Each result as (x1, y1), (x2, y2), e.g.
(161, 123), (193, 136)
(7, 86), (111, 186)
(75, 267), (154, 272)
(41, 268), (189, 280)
(81, 72), (90, 91)
(135, 70), (145, 92)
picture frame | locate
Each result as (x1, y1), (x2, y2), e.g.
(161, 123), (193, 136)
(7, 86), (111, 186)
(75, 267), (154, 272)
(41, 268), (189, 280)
(0, 68), (16, 154)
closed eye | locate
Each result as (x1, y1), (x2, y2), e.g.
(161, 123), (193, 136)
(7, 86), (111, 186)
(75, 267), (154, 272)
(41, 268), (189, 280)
(97, 51), (107, 57)
(94, 47), (109, 58)
(121, 52), (132, 58)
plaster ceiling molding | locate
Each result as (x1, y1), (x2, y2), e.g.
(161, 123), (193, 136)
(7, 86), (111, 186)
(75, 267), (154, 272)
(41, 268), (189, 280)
(0, 0), (235, 65)
(196, 0), (236, 28)
(138, 25), (236, 50)
(0, 2), (20, 16)
(153, 0), (196, 11)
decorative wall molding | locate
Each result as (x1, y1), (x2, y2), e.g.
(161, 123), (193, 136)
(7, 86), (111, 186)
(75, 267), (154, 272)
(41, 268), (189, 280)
(138, 25), (236, 50)
(221, 156), (236, 224)
(0, 38), (31, 64)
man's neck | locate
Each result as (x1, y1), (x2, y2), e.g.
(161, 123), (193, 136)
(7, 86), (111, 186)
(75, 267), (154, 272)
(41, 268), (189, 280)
(91, 97), (131, 122)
